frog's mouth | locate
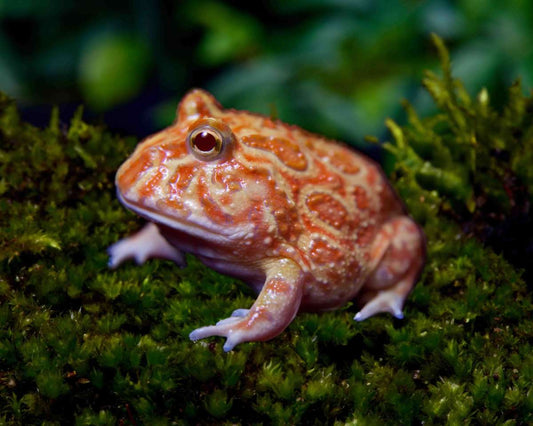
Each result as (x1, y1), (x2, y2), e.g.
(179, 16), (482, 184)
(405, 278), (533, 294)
(116, 189), (252, 245)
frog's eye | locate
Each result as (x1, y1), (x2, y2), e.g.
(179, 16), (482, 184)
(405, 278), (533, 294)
(187, 121), (232, 161)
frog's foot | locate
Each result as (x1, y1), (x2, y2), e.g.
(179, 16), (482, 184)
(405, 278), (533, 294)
(108, 222), (185, 269)
(189, 259), (303, 351)
(355, 216), (425, 322)
(189, 308), (279, 352)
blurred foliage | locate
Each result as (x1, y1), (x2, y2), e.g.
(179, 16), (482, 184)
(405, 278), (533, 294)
(0, 36), (532, 424)
(79, 34), (151, 111)
(1, 0), (533, 142)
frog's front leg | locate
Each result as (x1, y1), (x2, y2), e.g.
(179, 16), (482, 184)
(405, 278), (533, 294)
(189, 258), (303, 351)
(108, 222), (185, 268)
(355, 216), (425, 321)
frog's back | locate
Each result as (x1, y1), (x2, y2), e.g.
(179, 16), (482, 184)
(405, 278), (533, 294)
(223, 107), (405, 226)
(220, 107), (405, 300)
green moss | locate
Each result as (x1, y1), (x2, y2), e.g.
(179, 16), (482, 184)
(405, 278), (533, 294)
(0, 36), (532, 424)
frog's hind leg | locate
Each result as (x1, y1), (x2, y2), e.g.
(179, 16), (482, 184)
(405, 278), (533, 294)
(354, 216), (425, 321)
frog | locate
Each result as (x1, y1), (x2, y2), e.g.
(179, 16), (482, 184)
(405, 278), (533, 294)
(108, 89), (425, 352)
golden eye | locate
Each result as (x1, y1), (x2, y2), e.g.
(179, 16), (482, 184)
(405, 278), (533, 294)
(187, 120), (232, 161)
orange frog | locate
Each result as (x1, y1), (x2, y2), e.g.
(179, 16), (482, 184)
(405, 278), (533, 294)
(108, 89), (425, 351)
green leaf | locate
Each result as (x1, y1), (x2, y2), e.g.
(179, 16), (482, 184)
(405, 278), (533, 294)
(79, 34), (151, 110)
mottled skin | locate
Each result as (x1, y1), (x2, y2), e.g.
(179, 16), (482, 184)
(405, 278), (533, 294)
(108, 89), (425, 351)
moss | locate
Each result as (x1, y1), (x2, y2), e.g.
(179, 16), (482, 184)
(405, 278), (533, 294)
(0, 36), (532, 424)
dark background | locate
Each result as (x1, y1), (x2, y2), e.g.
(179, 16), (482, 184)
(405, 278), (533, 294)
(1, 0), (532, 146)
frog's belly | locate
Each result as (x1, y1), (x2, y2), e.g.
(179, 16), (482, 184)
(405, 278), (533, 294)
(196, 254), (266, 294)
(299, 272), (366, 312)
(200, 255), (366, 313)
(157, 223), (370, 311)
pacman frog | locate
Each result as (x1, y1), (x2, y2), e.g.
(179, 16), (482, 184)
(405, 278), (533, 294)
(108, 89), (425, 351)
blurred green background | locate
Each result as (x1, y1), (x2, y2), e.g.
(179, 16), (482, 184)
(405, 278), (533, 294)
(1, 0), (532, 145)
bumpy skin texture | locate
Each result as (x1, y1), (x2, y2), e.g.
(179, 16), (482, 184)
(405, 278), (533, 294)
(108, 89), (425, 351)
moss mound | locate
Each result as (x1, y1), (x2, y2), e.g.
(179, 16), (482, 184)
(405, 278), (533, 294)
(1, 38), (532, 424)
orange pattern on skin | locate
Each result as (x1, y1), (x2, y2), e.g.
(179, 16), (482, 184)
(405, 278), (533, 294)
(299, 213), (341, 244)
(306, 192), (348, 229)
(366, 165), (378, 186)
(294, 159), (345, 194)
(241, 135), (308, 171)
(197, 175), (233, 225)
(309, 238), (344, 265)
(315, 146), (362, 175)
(158, 142), (188, 161)
(156, 196), (189, 216)
(268, 278), (291, 294)
(118, 151), (152, 189)
(110, 89), (426, 351)
(138, 166), (166, 199)
(168, 165), (196, 195)
(353, 185), (370, 210)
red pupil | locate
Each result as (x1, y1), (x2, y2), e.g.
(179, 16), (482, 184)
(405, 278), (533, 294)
(193, 131), (217, 152)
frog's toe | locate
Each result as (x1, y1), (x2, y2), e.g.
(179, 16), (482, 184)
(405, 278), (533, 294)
(107, 240), (132, 269)
(189, 322), (248, 352)
(189, 325), (218, 342)
(354, 291), (404, 322)
(231, 308), (249, 317)
(216, 316), (242, 326)
(189, 319), (235, 340)
(190, 309), (249, 332)
(223, 333), (245, 352)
